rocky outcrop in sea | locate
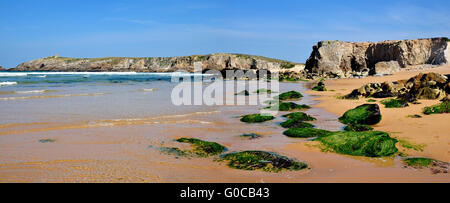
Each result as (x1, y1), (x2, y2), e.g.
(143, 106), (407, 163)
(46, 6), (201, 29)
(9, 53), (306, 76)
(305, 37), (450, 78)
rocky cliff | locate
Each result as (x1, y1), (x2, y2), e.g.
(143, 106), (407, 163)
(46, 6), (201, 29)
(305, 37), (450, 78)
(10, 53), (305, 75)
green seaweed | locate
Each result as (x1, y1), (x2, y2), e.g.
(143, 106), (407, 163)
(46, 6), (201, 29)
(219, 151), (308, 172)
(381, 99), (409, 108)
(283, 128), (331, 138)
(255, 89), (273, 94)
(160, 147), (188, 157)
(315, 131), (398, 157)
(367, 99), (377, 102)
(344, 124), (374, 132)
(280, 119), (315, 128)
(403, 158), (435, 167)
(274, 91), (303, 101)
(339, 104), (382, 125)
(398, 139), (426, 152)
(240, 114), (275, 123)
(176, 138), (226, 157)
(423, 101), (450, 115)
(266, 102), (311, 111)
(282, 112), (317, 121)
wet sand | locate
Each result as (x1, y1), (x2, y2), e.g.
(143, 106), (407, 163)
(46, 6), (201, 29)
(0, 72), (449, 182)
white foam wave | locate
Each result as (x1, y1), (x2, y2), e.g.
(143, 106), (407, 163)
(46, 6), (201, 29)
(0, 72), (213, 77)
(0, 82), (17, 86)
(15, 90), (48, 94)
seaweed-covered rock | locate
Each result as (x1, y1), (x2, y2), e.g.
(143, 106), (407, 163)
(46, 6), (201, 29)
(240, 133), (263, 139)
(423, 101), (450, 115)
(339, 104), (382, 125)
(380, 99), (409, 108)
(283, 128), (331, 138)
(315, 131), (398, 157)
(344, 124), (374, 132)
(176, 138), (226, 157)
(312, 81), (327, 91)
(274, 91), (303, 101)
(255, 89), (273, 94)
(240, 114), (275, 123)
(403, 158), (449, 174)
(282, 112), (317, 121)
(267, 102), (311, 111)
(220, 151), (308, 172)
(280, 119), (315, 129)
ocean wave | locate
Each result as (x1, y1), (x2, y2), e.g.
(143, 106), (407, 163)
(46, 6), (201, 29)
(0, 93), (106, 101)
(0, 82), (18, 86)
(15, 90), (54, 94)
(140, 88), (157, 92)
(0, 72), (214, 77)
(0, 73), (28, 77)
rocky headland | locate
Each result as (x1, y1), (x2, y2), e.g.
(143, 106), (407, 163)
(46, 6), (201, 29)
(9, 53), (306, 76)
(305, 37), (450, 78)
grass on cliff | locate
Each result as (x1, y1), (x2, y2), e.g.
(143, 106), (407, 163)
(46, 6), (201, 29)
(274, 91), (303, 101)
(423, 101), (450, 115)
(403, 158), (435, 167)
(219, 151), (308, 172)
(315, 131), (398, 157)
(283, 128), (331, 138)
(176, 138), (226, 157)
(240, 114), (275, 123)
(381, 99), (409, 108)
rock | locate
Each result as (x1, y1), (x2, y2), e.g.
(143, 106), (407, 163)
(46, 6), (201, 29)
(10, 53), (307, 76)
(374, 61), (401, 75)
(0, 66), (4, 71)
(344, 72), (449, 101)
(339, 104), (382, 125)
(220, 151), (308, 172)
(305, 38), (449, 78)
(416, 87), (446, 100)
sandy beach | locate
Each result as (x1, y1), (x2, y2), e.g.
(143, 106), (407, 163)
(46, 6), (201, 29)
(0, 69), (448, 183)
(305, 65), (450, 163)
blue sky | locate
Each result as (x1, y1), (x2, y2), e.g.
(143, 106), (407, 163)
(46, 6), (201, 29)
(1, 0), (449, 68)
